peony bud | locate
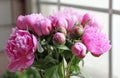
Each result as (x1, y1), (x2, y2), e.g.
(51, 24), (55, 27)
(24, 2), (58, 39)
(53, 32), (66, 45)
(40, 18), (52, 35)
(16, 15), (26, 30)
(72, 42), (86, 58)
(70, 26), (84, 38)
(81, 13), (92, 26)
(55, 26), (67, 35)
(16, 14), (44, 30)
(81, 13), (103, 31)
(56, 17), (68, 29)
(34, 17), (52, 36)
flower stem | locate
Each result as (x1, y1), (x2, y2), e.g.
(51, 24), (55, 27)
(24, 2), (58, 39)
(65, 55), (75, 78)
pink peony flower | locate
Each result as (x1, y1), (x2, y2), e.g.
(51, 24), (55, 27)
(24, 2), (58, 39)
(16, 14), (44, 30)
(55, 17), (68, 29)
(81, 13), (103, 30)
(72, 42), (86, 58)
(5, 28), (37, 72)
(34, 17), (52, 36)
(81, 13), (92, 26)
(82, 26), (111, 57)
(65, 14), (78, 31)
(53, 32), (66, 45)
(52, 8), (83, 31)
(16, 15), (26, 30)
(24, 14), (44, 30)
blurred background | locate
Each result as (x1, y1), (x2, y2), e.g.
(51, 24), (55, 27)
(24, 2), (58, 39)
(0, 0), (120, 78)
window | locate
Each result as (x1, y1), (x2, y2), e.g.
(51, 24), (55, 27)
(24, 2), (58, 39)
(0, 0), (26, 51)
(0, 0), (26, 74)
(0, 0), (12, 25)
(27, 0), (120, 78)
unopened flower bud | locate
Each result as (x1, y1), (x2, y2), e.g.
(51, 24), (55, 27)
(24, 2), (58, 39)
(81, 13), (91, 26)
(70, 26), (83, 38)
(55, 26), (67, 35)
(56, 18), (68, 29)
(53, 32), (66, 45)
(72, 42), (86, 58)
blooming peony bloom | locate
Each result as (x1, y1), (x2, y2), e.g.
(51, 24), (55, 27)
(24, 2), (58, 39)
(34, 17), (52, 36)
(16, 14), (44, 30)
(72, 42), (86, 58)
(53, 32), (66, 45)
(5, 28), (37, 72)
(82, 26), (111, 57)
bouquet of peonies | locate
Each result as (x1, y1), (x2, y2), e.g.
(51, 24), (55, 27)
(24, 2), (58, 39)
(5, 8), (111, 78)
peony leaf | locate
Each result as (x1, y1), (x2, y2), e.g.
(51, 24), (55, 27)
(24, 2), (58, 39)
(71, 65), (80, 76)
(57, 45), (70, 50)
(72, 57), (81, 65)
(44, 63), (64, 78)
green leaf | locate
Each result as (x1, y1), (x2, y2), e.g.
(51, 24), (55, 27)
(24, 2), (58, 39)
(72, 57), (81, 65)
(2, 70), (18, 78)
(71, 65), (80, 75)
(63, 57), (67, 68)
(3, 67), (41, 78)
(34, 55), (58, 70)
(18, 67), (41, 78)
(57, 45), (70, 50)
(44, 63), (64, 78)
(44, 55), (58, 65)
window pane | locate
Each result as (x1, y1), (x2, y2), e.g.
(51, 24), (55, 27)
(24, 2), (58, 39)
(41, 0), (57, 2)
(60, 7), (109, 34)
(61, 7), (109, 78)
(61, 0), (109, 9)
(112, 15), (120, 78)
(82, 11), (109, 78)
(0, 0), (12, 25)
(113, 0), (120, 10)
(40, 4), (58, 16)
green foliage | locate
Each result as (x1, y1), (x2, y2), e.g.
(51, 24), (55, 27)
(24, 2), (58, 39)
(57, 45), (70, 51)
(44, 62), (64, 78)
(3, 67), (40, 78)
(3, 32), (88, 78)
(3, 71), (18, 78)
(70, 65), (80, 75)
